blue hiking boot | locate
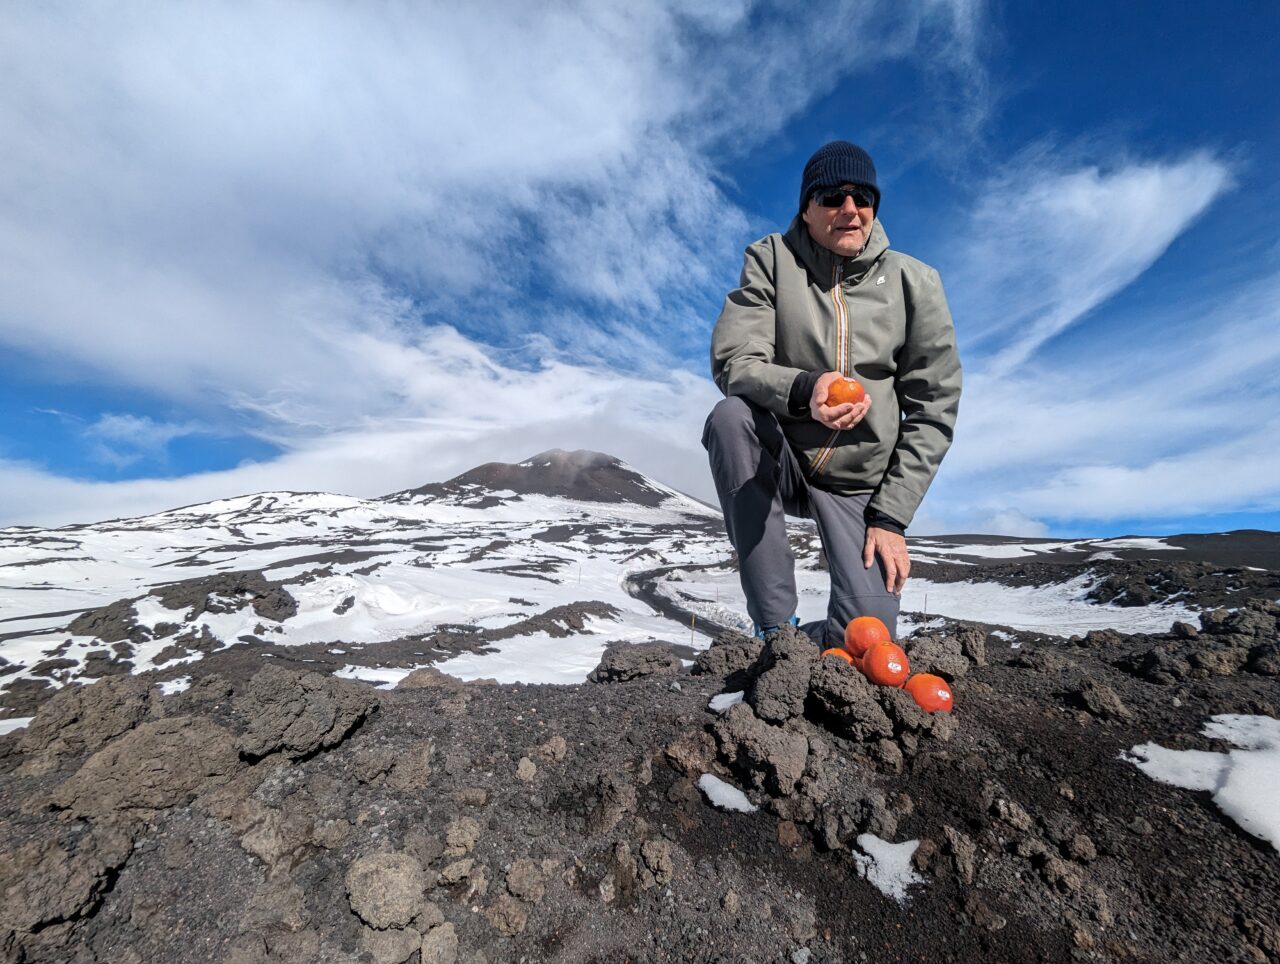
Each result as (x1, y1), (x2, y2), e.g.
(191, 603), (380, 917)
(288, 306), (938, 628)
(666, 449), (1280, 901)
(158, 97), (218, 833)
(752, 614), (800, 640)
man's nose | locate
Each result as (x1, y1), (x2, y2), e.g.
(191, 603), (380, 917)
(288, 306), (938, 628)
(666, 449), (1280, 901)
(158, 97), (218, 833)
(841, 196), (860, 217)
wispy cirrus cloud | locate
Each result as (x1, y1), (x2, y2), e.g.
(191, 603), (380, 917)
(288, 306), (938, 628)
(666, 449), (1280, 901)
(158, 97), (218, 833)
(921, 262), (1280, 534)
(84, 414), (205, 470)
(952, 148), (1233, 377)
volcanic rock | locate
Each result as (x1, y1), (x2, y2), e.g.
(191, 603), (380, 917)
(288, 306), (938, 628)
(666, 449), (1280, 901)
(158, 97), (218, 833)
(588, 772), (637, 834)
(506, 858), (546, 903)
(713, 702), (808, 796)
(906, 634), (971, 678)
(0, 822), (135, 936)
(484, 894), (528, 936)
(747, 626), (817, 723)
(421, 922), (459, 963)
(346, 852), (428, 930)
(51, 716), (243, 817)
(18, 674), (154, 767)
(67, 597), (150, 644)
(1247, 643), (1280, 675)
(396, 667), (466, 691)
(154, 570), (298, 623)
(1073, 681), (1133, 720)
(589, 642), (682, 683)
(693, 629), (763, 681)
(235, 664), (377, 760)
(805, 660), (894, 742)
(443, 816), (481, 857)
(361, 924), (421, 964)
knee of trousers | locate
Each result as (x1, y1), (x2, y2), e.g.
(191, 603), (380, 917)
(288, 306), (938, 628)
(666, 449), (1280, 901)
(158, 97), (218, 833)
(702, 396), (759, 452)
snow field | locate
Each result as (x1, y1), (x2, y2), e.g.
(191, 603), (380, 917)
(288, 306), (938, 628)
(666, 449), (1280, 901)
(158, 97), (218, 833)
(1123, 714), (1280, 851)
(0, 485), (723, 690)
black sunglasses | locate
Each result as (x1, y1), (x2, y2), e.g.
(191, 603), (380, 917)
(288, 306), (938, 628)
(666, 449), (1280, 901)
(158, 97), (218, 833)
(814, 187), (875, 209)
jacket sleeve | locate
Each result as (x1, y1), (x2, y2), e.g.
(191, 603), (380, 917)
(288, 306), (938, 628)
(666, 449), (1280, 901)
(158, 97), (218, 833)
(710, 238), (808, 417)
(868, 266), (962, 526)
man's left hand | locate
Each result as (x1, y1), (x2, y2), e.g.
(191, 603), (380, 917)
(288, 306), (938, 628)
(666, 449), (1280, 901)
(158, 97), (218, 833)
(864, 526), (910, 594)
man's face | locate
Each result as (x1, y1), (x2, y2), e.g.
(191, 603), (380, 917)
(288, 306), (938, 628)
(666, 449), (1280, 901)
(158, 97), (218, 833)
(802, 182), (875, 257)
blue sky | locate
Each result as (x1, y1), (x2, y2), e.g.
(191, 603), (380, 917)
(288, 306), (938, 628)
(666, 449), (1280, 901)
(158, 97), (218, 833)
(1, 0), (1278, 536)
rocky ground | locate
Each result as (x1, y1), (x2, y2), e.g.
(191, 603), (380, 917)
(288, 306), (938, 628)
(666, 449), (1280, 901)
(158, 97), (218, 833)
(3, 589), (1279, 963)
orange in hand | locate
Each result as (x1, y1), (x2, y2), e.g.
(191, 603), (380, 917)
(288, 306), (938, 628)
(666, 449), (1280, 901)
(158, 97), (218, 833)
(905, 673), (954, 713)
(825, 377), (865, 407)
(843, 616), (891, 658)
(859, 642), (910, 687)
(821, 647), (854, 665)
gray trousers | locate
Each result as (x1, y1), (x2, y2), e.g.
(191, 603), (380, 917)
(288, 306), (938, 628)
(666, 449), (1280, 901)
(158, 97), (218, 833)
(701, 396), (900, 645)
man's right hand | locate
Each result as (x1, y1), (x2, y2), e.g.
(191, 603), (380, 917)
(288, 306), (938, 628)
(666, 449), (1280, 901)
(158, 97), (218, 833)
(810, 371), (872, 430)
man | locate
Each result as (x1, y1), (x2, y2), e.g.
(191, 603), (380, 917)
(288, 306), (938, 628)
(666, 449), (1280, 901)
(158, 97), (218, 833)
(703, 140), (961, 645)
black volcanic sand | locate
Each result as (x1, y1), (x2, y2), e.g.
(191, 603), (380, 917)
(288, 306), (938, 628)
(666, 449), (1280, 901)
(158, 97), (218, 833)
(2, 597), (1279, 963)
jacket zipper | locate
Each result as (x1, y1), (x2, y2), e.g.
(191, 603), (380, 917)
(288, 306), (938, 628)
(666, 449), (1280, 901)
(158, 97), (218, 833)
(810, 262), (848, 475)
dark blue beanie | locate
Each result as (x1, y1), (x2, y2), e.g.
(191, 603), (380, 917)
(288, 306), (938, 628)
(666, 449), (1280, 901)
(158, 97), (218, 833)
(798, 141), (879, 214)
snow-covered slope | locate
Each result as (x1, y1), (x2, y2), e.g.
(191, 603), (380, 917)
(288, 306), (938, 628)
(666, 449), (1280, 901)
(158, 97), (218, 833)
(0, 451), (723, 695)
(0, 448), (1259, 713)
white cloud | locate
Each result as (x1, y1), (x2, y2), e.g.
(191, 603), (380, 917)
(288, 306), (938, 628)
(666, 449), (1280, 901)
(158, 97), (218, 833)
(0, 332), (723, 526)
(0, 0), (992, 526)
(953, 149), (1233, 377)
(920, 267), (1280, 531)
(0, 1), (989, 411)
(84, 414), (205, 469)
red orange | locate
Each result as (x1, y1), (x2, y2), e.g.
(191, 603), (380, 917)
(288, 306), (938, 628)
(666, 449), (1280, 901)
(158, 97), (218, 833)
(905, 674), (954, 713)
(859, 642), (910, 688)
(843, 616), (891, 658)
(825, 377), (866, 407)
(821, 647), (854, 665)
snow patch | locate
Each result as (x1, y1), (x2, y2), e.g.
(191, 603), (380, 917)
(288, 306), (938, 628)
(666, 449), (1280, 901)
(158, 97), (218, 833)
(1099, 537), (1181, 551)
(853, 834), (924, 903)
(0, 717), (33, 736)
(334, 664), (428, 688)
(1123, 714), (1280, 851)
(432, 631), (606, 685)
(159, 676), (191, 695)
(708, 691), (744, 713)
(697, 774), (757, 813)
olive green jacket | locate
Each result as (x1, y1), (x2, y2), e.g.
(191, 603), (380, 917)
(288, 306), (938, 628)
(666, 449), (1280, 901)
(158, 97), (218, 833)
(709, 217), (961, 527)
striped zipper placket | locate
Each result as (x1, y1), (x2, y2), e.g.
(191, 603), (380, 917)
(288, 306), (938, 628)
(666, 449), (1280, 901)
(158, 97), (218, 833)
(810, 262), (848, 475)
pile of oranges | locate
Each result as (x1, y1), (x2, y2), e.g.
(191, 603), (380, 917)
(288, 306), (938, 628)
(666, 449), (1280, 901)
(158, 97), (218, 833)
(821, 616), (953, 713)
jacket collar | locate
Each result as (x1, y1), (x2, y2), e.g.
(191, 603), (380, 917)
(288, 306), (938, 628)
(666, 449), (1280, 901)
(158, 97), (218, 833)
(783, 215), (890, 288)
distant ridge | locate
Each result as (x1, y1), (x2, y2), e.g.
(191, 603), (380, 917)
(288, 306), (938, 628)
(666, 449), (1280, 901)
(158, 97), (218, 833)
(396, 449), (675, 507)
